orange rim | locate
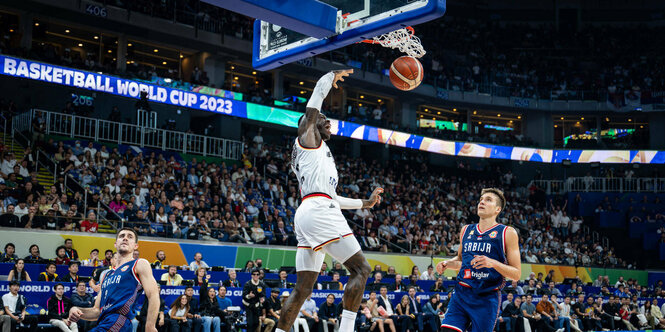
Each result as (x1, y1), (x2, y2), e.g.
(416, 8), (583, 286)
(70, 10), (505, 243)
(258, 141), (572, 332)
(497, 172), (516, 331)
(360, 26), (415, 44)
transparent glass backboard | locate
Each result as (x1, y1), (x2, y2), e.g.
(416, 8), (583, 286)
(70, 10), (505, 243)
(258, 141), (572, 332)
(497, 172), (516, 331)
(252, 0), (445, 70)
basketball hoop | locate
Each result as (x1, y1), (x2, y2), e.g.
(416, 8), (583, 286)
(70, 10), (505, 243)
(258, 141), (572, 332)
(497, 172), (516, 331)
(360, 26), (426, 58)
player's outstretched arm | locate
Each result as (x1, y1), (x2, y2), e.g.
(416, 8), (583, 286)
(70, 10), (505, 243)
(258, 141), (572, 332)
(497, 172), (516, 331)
(470, 227), (521, 281)
(336, 187), (383, 209)
(136, 259), (161, 332)
(298, 69), (353, 147)
(68, 291), (101, 322)
(436, 225), (466, 273)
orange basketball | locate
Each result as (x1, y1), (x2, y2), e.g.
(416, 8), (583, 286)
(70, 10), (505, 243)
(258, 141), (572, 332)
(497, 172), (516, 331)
(389, 56), (424, 91)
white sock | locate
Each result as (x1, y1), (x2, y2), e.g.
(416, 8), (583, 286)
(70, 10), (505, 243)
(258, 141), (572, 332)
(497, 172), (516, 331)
(339, 309), (357, 332)
(276, 329), (286, 332)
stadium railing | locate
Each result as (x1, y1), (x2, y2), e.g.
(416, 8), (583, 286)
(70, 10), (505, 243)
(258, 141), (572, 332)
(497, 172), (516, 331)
(533, 177), (665, 195)
(21, 109), (244, 161)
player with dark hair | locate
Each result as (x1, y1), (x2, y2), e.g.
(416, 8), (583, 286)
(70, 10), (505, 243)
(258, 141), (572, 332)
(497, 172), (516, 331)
(68, 228), (160, 332)
(275, 69), (383, 332)
(437, 188), (521, 332)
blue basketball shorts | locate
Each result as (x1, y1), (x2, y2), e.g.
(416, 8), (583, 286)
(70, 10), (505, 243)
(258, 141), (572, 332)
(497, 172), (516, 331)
(440, 284), (502, 332)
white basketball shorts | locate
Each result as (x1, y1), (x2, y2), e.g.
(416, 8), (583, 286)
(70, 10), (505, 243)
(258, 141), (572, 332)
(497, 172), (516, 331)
(294, 194), (361, 272)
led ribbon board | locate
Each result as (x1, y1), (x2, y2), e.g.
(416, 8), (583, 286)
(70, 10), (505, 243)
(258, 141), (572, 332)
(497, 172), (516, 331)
(1, 55), (663, 164)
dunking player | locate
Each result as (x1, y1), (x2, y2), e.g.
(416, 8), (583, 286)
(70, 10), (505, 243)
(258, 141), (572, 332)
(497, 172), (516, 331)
(275, 69), (383, 332)
(437, 188), (521, 332)
(68, 228), (160, 332)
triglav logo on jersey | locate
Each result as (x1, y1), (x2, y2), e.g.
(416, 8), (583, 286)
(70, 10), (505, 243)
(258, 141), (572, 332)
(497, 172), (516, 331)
(121, 266), (129, 272)
(489, 231), (498, 238)
(463, 269), (490, 280)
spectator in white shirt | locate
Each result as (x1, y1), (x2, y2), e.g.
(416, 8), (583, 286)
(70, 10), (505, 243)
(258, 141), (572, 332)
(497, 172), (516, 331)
(525, 251), (539, 263)
(246, 199), (260, 219)
(0, 153), (17, 178)
(419, 265), (436, 280)
(189, 252), (209, 271)
(560, 212), (571, 237)
(83, 142), (97, 157)
(14, 201), (29, 218)
(253, 130), (264, 150)
(570, 217), (583, 234)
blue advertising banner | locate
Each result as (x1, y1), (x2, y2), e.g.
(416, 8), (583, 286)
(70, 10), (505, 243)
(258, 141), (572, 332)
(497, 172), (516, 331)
(0, 281), (449, 315)
(0, 56), (247, 119)
(2, 55), (665, 164)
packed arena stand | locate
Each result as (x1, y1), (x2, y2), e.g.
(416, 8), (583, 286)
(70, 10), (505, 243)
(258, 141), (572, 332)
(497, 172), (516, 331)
(0, 101), (662, 332)
(0, 109), (641, 271)
(0, 243), (664, 332)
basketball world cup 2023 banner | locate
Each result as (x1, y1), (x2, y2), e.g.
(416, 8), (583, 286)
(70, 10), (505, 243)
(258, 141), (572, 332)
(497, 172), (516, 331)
(2, 55), (665, 164)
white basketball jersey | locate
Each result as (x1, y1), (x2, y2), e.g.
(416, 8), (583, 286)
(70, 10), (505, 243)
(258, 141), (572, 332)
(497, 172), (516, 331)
(291, 137), (338, 198)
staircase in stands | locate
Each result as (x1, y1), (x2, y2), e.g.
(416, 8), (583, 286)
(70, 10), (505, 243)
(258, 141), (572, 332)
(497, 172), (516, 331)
(1, 132), (115, 234)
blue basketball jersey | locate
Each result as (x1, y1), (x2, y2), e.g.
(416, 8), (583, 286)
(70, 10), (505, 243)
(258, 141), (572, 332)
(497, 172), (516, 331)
(456, 223), (508, 294)
(98, 259), (143, 323)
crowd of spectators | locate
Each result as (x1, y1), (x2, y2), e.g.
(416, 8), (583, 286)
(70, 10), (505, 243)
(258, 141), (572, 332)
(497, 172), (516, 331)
(174, 11), (665, 105)
(334, 18), (665, 104)
(1, 244), (665, 332)
(0, 118), (638, 270)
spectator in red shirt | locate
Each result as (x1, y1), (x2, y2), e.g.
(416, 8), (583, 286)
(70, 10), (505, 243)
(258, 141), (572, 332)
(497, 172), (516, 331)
(80, 211), (98, 233)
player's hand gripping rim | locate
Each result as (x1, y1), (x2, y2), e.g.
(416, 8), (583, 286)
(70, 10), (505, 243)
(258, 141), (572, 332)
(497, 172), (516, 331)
(332, 69), (354, 89)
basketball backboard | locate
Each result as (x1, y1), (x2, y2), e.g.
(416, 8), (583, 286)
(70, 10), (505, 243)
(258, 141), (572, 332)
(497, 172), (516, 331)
(250, 0), (446, 70)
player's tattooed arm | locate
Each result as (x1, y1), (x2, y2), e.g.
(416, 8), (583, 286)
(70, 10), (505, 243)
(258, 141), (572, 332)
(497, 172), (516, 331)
(361, 187), (384, 208)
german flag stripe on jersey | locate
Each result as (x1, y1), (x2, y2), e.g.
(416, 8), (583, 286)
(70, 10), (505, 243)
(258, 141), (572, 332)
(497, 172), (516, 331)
(302, 192), (332, 201)
(313, 233), (354, 251)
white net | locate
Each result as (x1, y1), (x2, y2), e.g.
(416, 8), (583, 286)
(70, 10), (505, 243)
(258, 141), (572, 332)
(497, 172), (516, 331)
(368, 28), (426, 58)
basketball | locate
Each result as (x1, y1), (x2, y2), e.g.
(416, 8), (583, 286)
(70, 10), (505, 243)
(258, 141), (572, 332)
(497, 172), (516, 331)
(390, 56), (424, 91)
